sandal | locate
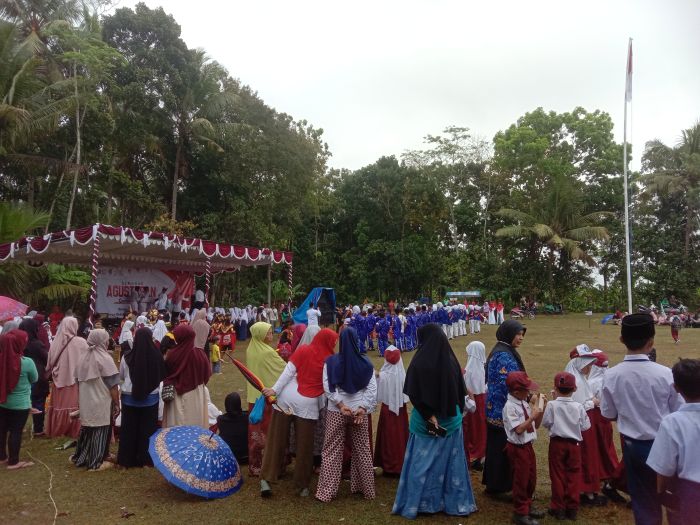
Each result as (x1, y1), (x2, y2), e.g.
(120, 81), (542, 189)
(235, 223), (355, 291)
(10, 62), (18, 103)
(7, 461), (34, 470)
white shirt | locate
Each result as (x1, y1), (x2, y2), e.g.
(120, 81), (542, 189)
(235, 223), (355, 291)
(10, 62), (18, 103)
(195, 290), (205, 303)
(542, 396), (591, 441)
(503, 394), (538, 445)
(155, 292), (168, 310)
(323, 364), (377, 413)
(307, 308), (321, 326)
(271, 362), (324, 420)
(600, 355), (683, 440)
(647, 403), (700, 483)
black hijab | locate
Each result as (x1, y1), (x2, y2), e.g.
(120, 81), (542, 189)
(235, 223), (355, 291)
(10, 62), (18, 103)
(18, 319), (48, 393)
(125, 327), (167, 400)
(404, 323), (467, 419)
(224, 392), (243, 416)
(486, 319), (526, 372)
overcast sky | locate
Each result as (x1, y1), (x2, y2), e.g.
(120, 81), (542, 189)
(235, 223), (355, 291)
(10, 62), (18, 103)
(118, 0), (700, 172)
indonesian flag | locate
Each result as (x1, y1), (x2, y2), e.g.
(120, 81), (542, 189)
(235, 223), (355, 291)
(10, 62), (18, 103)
(625, 38), (633, 102)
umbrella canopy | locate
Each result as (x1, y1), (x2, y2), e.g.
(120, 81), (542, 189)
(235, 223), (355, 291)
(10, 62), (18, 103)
(0, 296), (27, 321)
(149, 426), (243, 499)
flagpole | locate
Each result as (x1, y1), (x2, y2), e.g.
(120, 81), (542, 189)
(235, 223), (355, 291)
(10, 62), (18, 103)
(623, 37), (633, 314)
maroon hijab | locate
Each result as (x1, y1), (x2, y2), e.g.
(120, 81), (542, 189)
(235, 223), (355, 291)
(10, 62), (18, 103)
(291, 324), (306, 352)
(0, 331), (28, 403)
(164, 324), (211, 395)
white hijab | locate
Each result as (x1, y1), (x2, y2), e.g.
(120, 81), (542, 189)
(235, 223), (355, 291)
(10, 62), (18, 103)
(376, 345), (408, 415)
(298, 324), (321, 347)
(564, 344), (597, 408)
(152, 320), (168, 343)
(135, 315), (148, 329)
(587, 349), (608, 397)
(464, 341), (487, 394)
(119, 320), (134, 346)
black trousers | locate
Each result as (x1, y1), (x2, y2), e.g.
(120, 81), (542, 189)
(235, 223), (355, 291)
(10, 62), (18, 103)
(483, 422), (513, 493)
(0, 406), (30, 465)
(117, 402), (158, 468)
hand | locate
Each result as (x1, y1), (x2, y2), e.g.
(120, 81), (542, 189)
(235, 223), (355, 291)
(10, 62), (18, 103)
(112, 405), (120, 419)
(353, 407), (366, 425)
(593, 396), (600, 407)
(339, 404), (354, 417)
(262, 388), (276, 398)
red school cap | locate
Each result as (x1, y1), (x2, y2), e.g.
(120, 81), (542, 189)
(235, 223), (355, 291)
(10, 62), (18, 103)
(506, 371), (539, 392)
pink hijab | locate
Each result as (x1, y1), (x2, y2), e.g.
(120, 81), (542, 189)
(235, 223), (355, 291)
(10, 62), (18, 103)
(76, 329), (118, 383)
(47, 317), (88, 388)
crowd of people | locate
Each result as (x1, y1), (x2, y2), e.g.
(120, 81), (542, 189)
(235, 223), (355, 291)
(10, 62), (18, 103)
(0, 301), (698, 525)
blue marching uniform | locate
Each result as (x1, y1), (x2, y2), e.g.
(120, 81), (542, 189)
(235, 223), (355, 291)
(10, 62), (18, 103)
(365, 313), (378, 350)
(392, 314), (404, 351)
(404, 314), (417, 351)
(350, 313), (367, 353)
(376, 317), (390, 356)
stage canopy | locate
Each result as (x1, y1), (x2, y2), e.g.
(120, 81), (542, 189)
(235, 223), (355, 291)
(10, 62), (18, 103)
(0, 224), (293, 272)
(0, 224), (293, 320)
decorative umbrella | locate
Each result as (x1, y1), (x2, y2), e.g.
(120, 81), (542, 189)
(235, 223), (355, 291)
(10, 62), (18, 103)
(229, 357), (277, 404)
(0, 296), (27, 322)
(149, 426), (243, 499)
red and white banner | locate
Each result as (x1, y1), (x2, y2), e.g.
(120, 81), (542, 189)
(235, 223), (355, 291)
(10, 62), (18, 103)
(96, 266), (194, 316)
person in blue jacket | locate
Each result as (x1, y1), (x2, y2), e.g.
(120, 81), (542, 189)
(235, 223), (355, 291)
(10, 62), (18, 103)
(365, 308), (378, 351)
(375, 311), (391, 356)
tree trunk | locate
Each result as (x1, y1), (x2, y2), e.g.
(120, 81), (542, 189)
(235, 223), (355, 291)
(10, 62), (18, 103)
(106, 152), (116, 224)
(684, 204), (692, 262)
(171, 130), (182, 221)
(66, 62), (81, 230)
(27, 174), (35, 208)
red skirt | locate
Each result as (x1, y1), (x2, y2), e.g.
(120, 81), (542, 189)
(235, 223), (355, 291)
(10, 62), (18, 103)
(580, 409), (601, 493)
(463, 393), (487, 461)
(45, 383), (81, 439)
(247, 401), (273, 477)
(373, 404), (409, 474)
(591, 407), (619, 480)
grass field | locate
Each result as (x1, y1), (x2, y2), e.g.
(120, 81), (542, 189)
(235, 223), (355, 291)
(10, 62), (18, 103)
(1, 314), (696, 525)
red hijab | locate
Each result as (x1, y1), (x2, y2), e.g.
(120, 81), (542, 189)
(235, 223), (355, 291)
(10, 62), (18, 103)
(290, 328), (338, 397)
(164, 324), (212, 395)
(0, 331), (28, 403)
(290, 324), (306, 352)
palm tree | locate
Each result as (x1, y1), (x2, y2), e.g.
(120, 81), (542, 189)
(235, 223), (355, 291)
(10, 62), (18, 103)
(170, 51), (236, 220)
(495, 174), (610, 297)
(641, 122), (700, 261)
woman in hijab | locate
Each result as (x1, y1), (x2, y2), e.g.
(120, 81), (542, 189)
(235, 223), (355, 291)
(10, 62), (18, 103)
(290, 323), (307, 353)
(565, 344), (607, 505)
(483, 319), (527, 495)
(33, 314), (51, 349)
(297, 323), (320, 349)
(18, 319), (49, 437)
(316, 327), (376, 503)
(72, 329), (120, 471)
(237, 307), (248, 342)
(45, 317), (87, 439)
(162, 324), (211, 429)
(260, 328), (339, 497)
(587, 350), (625, 503)
(117, 327), (166, 468)
(192, 308), (211, 356)
(0, 331), (38, 469)
(151, 318), (168, 349)
(246, 322), (285, 477)
(118, 320), (134, 352)
(374, 344), (409, 476)
(463, 341), (488, 470)
(392, 323), (477, 519)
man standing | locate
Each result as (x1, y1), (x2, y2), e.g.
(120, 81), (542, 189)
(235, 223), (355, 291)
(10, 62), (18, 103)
(600, 313), (683, 525)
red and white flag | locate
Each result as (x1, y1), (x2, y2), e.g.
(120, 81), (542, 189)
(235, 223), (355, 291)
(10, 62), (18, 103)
(625, 38), (633, 102)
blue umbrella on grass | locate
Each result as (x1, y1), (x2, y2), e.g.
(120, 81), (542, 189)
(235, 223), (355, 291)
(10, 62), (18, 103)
(149, 426), (243, 499)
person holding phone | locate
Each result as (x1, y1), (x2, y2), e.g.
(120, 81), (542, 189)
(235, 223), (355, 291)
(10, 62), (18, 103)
(392, 323), (477, 520)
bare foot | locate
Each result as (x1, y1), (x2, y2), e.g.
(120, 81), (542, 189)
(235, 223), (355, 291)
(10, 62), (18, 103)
(7, 461), (34, 470)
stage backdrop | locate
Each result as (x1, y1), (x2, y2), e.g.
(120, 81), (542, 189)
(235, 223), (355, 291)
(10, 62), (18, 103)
(96, 266), (194, 316)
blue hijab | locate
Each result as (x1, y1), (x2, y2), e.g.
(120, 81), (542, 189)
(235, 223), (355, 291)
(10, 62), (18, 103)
(325, 327), (374, 394)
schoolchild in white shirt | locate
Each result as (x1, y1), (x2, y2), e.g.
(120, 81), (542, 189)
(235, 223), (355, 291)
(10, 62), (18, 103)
(503, 371), (546, 525)
(600, 313), (683, 525)
(647, 358), (700, 525)
(542, 372), (591, 520)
